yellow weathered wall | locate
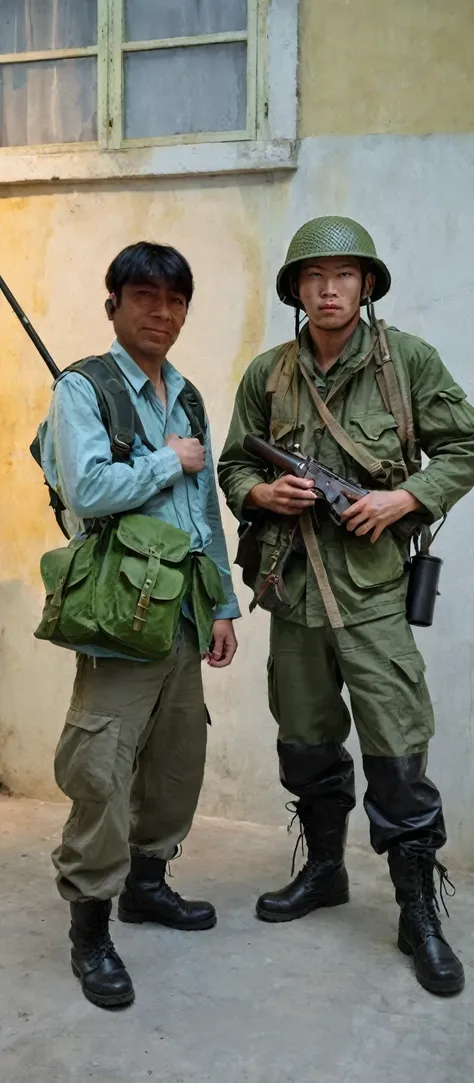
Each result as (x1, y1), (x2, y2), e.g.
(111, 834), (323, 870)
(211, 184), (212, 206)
(299, 0), (474, 136)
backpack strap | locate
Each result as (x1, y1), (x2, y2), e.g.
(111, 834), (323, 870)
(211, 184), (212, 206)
(59, 356), (207, 453)
(59, 353), (156, 460)
(179, 378), (207, 444)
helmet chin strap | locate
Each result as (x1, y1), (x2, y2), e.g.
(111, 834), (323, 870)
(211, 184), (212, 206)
(366, 298), (377, 327)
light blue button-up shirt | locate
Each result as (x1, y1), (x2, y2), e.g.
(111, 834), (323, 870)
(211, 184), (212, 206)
(39, 340), (240, 655)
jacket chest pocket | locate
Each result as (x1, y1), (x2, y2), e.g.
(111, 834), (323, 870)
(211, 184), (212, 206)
(348, 411), (402, 463)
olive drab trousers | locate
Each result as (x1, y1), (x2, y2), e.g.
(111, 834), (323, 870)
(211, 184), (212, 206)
(52, 621), (208, 902)
(268, 611), (446, 854)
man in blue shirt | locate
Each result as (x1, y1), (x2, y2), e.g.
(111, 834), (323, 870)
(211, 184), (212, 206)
(41, 242), (240, 1009)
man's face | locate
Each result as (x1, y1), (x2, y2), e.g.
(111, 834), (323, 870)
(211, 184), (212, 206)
(110, 279), (187, 358)
(296, 256), (374, 331)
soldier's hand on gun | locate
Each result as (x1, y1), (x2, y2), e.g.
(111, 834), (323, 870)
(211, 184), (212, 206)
(341, 489), (422, 542)
(248, 475), (317, 515)
(165, 434), (205, 474)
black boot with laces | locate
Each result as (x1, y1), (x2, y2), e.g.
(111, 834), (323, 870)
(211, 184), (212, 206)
(256, 801), (350, 923)
(69, 899), (134, 1009)
(388, 846), (464, 996)
(118, 855), (216, 930)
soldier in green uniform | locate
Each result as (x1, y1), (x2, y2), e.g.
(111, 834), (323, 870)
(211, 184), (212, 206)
(218, 216), (474, 996)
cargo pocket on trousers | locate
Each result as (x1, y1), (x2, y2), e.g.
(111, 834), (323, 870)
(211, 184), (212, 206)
(391, 651), (434, 745)
(54, 708), (121, 803)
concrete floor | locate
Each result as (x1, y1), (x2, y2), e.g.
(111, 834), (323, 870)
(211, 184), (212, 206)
(0, 798), (473, 1083)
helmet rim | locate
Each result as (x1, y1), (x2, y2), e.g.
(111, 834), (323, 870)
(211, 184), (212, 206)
(276, 216), (391, 307)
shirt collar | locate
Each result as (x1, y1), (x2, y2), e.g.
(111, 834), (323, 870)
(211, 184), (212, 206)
(299, 318), (372, 379)
(109, 340), (184, 398)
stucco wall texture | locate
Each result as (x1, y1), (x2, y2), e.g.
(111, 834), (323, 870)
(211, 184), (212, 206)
(299, 0), (474, 136)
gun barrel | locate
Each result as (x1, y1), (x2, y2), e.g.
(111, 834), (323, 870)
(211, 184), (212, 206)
(244, 433), (307, 477)
(0, 275), (60, 380)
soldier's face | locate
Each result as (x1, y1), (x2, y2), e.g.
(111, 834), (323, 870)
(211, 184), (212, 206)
(296, 257), (373, 331)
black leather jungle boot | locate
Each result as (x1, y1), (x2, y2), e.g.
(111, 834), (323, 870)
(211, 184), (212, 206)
(256, 799), (351, 922)
(118, 854), (216, 930)
(388, 846), (465, 996)
(69, 899), (134, 1009)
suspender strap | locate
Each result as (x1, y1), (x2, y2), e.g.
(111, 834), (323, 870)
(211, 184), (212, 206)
(299, 509), (344, 630)
(296, 350), (389, 481)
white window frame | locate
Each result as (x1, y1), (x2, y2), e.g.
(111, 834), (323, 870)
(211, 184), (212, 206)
(0, 0), (297, 184)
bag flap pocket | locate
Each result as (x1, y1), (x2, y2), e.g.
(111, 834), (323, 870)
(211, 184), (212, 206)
(120, 553), (184, 600)
(391, 652), (425, 684)
(117, 513), (190, 562)
(40, 545), (76, 595)
(350, 412), (398, 440)
(67, 535), (99, 589)
(66, 707), (116, 734)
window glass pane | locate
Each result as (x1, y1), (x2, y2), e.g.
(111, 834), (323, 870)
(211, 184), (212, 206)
(124, 43), (247, 138)
(124, 0), (247, 41)
(0, 0), (97, 53)
(0, 57), (97, 146)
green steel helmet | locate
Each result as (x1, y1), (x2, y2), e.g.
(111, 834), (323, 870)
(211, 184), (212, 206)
(276, 216), (391, 307)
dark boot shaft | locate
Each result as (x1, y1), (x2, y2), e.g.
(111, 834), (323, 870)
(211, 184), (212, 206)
(118, 854), (216, 930)
(388, 846), (464, 996)
(69, 898), (112, 951)
(299, 799), (351, 865)
(257, 799), (351, 923)
(70, 899), (134, 1009)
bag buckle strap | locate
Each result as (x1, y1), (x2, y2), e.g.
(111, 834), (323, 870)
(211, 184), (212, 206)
(132, 547), (162, 633)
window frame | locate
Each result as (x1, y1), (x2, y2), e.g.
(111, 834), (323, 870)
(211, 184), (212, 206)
(108, 0), (258, 149)
(0, 0), (298, 182)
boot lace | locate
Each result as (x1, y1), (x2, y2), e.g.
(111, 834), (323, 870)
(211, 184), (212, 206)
(425, 856), (456, 918)
(80, 912), (121, 968)
(286, 801), (306, 877)
(404, 850), (456, 936)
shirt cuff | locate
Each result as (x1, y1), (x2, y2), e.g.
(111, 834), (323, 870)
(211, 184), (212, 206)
(214, 599), (241, 621)
(232, 474), (268, 521)
(149, 446), (183, 490)
(398, 475), (444, 522)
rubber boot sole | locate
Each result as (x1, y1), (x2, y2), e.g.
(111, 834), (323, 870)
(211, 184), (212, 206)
(117, 906), (217, 931)
(256, 888), (350, 924)
(398, 929), (465, 996)
(71, 961), (135, 1009)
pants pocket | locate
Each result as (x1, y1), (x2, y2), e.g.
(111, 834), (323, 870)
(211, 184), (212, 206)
(390, 650), (434, 746)
(54, 708), (121, 802)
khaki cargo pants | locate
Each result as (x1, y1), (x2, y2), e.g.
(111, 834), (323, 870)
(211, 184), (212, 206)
(268, 610), (435, 758)
(52, 621), (208, 902)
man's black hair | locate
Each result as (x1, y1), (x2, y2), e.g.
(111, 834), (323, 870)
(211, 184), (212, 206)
(105, 242), (194, 306)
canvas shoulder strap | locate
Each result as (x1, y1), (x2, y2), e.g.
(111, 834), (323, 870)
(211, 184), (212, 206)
(374, 321), (420, 475)
(60, 353), (156, 460)
(296, 347), (391, 482)
(263, 342), (346, 629)
(179, 378), (207, 444)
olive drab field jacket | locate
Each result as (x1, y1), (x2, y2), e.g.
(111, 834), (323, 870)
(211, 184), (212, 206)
(218, 320), (474, 628)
